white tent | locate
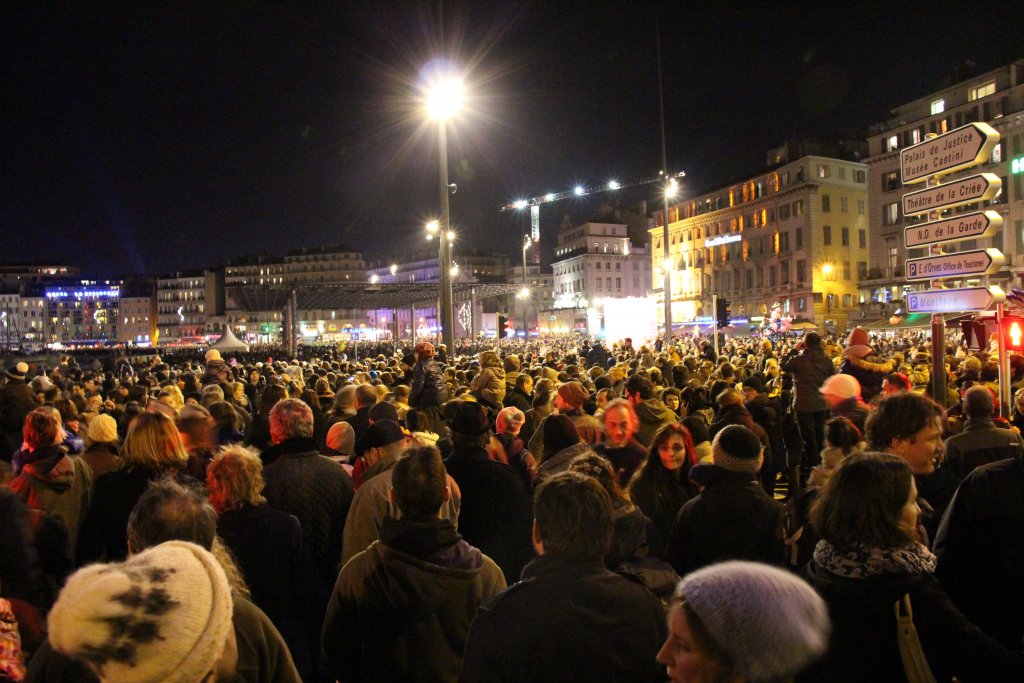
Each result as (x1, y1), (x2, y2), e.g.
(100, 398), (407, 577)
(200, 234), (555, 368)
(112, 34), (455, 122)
(207, 326), (249, 352)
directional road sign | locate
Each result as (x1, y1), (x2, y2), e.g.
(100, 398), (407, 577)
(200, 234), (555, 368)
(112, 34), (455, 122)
(901, 122), (1000, 184)
(906, 285), (1005, 313)
(903, 210), (1002, 249)
(905, 248), (1005, 281)
(902, 173), (1002, 216)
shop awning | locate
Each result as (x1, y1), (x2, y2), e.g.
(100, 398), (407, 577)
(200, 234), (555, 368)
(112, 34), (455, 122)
(860, 313), (933, 330)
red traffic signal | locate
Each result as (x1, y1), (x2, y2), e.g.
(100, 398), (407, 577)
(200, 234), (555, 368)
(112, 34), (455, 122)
(1003, 316), (1024, 351)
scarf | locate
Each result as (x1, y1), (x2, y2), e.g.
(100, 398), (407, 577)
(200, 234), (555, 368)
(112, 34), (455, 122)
(813, 539), (937, 579)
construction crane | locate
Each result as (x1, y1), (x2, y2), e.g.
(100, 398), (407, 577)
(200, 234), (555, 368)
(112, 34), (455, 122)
(500, 171), (685, 262)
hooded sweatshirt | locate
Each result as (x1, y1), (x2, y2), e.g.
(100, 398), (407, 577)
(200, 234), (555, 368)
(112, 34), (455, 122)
(470, 351), (506, 407)
(10, 445), (92, 551)
(323, 517), (505, 682)
(634, 398), (678, 447)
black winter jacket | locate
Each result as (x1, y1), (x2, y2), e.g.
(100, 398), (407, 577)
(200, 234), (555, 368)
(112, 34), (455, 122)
(781, 347), (835, 412)
(262, 437), (355, 587)
(666, 464), (786, 577)
(800, 560), (1024, 682)
(410, 359), (449, 409)
(459, 553), (667, 683)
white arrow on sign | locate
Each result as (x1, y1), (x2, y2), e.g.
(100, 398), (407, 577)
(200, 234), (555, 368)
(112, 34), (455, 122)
(904, 210), (1002, 249)
(902, 173), (1002, 216)
(900, 122), (1000, 184)
(905, 248), (1005, 281)
(905, 285), (1005, 313)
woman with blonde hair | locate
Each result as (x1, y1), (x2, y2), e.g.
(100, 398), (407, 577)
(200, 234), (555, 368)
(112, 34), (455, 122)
(157, 383), (185, 413)
(75, 411), (189, 564)
(208, 445), (327, 680)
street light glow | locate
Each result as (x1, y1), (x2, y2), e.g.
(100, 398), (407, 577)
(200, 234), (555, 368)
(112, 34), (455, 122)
(447, 231), (455, 241)
(426, 76), (463, 121)
(608, 180), (620, 190)
(574, 186), (585, 196)
(544, 193), (555, 202)
(426, 220), (439, 232)
(513, 199), (528, 210)
(666, 178), (679, 198)
(390, 264), (398, 276)
(370, 274), (379, 284)
(822, 263), (834, 275)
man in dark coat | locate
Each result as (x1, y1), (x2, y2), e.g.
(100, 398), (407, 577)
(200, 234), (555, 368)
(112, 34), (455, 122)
(262, 398), (355, 587)
(943, 385), (1024, 479)
(460, 472), (667, 682)
(666, 425), (786, 577)
(444, 401), (533, 581)
(0, 362), (38, 460)
(342, 384), (377, 444)
(742, 376), (787, 497)
(586, 341), (610, 369)
(780, 332), (835, 480)
(323, 445), (505, 683)
(410, 342), (449, 409)
(935, 451), (1024, 649)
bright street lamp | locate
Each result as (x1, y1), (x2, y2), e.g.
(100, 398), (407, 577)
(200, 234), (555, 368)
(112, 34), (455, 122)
(423, 69), (461, 351)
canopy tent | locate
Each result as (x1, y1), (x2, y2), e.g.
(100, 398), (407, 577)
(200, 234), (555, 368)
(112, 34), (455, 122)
(860, 313), (933, 331)
(208, 326), (249, 352)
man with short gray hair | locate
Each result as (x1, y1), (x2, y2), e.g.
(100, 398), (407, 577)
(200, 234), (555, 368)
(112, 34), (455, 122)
(263, 398), (355, 586)
(944, 385), (1024, 479)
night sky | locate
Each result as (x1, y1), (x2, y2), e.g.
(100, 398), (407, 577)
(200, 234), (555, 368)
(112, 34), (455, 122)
(2, 2), (1019, 278)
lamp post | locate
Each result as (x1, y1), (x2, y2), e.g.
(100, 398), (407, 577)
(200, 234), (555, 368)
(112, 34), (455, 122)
(425, 74), (461, 352)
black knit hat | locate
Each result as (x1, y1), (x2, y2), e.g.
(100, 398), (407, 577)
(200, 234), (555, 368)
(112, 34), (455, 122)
(543, 414), (580, 454)
(712, 425), (763, 474)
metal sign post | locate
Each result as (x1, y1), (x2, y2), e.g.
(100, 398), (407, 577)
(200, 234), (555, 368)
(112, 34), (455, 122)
(900, 123), (1003, 407)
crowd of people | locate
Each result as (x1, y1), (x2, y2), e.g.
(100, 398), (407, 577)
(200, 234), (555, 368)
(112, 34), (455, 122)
(0, 327), (1023, 681)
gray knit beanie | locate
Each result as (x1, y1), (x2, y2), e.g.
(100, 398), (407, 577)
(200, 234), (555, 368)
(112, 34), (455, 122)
(677, 561), (830, 681)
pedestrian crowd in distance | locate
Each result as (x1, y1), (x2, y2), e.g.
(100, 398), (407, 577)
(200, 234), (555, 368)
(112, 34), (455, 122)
(1, 326), (1024, 681)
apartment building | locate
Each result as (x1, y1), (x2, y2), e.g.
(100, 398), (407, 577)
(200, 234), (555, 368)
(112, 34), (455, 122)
(656, 152), (869, 333)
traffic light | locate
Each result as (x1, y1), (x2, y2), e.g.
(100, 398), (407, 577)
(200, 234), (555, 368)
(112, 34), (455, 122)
(960, 319), (988, 351)
(715, 298), (731, 329)
(498, 315), (508, 339)
(1003, 316), (1024, 351)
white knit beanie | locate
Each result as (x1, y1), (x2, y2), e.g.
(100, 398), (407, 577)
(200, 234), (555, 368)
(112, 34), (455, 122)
(48, 541), (234, 683)
(678, 561), (830, 681)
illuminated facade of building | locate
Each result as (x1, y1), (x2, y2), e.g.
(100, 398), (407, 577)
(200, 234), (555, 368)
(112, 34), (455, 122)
(655, 154), (869, 334)
(550, 218), (652, 335)
(862, 59), (1024, 316)
(157, 271), (209, 341)
(42, 283), (122, 344)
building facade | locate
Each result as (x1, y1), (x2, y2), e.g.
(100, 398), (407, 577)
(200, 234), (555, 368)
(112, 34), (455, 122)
(157, 271), (208, 342)
(550, 218), (652, 334)
(655, 154), (869, 334)
(862, 59), (1024, 317)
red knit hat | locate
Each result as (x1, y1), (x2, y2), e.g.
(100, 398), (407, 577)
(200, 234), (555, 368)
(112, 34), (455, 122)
(414, 341), (435, 358)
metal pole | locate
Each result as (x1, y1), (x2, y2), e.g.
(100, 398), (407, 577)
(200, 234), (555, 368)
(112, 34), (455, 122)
(438, 122), (455, 352)
(656, 24), (672, 347)
(931, 313), (946, 406)
(523, 237), (529, 335)
(924, 167), (946, 407)
(712, 293), (720, 358)
(998, 301), (1011, 418)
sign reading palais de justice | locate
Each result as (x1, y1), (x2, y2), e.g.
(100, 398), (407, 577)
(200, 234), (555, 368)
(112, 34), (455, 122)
(900, 122), (1000, 184)
(903, 210), (1002, 249)
(905, 248), (1005, 281)
(906, 286), (1005, 314)
(902, 173), (1002, 216)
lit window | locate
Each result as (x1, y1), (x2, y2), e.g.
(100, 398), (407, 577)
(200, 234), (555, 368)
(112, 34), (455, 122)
(969, 82), (995, 101)
(887, 135), (899, 151)
(931, 99), (945, 115)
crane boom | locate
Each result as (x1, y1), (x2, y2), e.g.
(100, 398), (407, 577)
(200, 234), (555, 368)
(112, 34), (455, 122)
(499, 171), (684, 212)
